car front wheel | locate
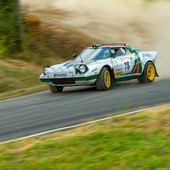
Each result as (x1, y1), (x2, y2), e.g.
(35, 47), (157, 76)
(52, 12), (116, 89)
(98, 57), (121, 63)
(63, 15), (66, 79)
(96, 67), (111, 91)
(49, 85), (64, 93)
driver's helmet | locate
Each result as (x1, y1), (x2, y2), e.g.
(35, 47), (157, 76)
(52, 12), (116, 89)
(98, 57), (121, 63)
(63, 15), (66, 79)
(111, 49), (116, 55)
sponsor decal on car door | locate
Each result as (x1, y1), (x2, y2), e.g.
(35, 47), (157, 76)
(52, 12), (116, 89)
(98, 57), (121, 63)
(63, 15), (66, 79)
(112, 55), (131, 78)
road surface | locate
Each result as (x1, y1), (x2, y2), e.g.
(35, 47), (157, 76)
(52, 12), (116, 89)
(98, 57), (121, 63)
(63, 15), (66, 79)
(0, 80), (170, 142)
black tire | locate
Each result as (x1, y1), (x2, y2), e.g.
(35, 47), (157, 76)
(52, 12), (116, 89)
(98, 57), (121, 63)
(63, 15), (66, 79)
(96, 67), (111, 91)
(49, 85), (63, 93)
(138, 61), (156, 83)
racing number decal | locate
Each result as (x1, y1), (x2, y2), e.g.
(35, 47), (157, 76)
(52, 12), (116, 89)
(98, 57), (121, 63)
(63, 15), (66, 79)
(124, 62), (130, 70)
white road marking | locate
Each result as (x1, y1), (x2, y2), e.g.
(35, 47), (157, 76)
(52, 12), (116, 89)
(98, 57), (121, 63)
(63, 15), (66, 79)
(0, 90), (48, 103)
(0, 86), (87, 103)
(0, 106), (158, 145)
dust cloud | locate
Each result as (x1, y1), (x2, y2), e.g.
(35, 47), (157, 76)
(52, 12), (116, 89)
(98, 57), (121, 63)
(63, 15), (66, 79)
(22, 0), (170, 80)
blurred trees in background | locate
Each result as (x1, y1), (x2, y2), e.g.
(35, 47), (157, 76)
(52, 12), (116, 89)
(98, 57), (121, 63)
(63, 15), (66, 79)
(0, 0), (22, 57)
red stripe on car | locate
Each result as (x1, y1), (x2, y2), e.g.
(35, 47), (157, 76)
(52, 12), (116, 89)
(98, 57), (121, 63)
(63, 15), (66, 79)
(132, 61), (139, 74)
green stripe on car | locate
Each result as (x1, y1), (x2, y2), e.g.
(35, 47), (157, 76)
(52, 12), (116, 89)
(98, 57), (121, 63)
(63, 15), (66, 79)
(130, 56), (137, 74)
(64, 61), (72, 67)
(138, 58), (142, 73)
(40, 79), (51, 82)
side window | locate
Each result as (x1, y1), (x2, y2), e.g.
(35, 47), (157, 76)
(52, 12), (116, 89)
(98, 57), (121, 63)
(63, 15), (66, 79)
(116, 48), (126, 57)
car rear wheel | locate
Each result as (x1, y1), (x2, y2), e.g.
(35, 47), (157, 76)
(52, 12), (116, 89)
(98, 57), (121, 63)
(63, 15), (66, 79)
(49, 85), (63, 93)
(138, 61), (156, 83)
(96, 67), (111, 90)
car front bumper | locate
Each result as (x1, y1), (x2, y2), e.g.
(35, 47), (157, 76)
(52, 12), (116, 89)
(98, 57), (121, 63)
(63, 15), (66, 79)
(39, 74), (98, 86)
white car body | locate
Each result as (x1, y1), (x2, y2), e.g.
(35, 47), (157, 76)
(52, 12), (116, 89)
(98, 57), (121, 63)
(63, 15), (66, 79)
(40, 43), (158, 88)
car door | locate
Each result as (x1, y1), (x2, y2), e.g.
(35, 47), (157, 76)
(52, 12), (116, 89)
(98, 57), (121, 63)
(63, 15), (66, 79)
(111, 48), (131, 78)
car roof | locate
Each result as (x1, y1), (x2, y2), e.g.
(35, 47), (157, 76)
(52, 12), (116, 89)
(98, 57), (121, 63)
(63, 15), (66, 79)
(88, 43), (128, 49)
(101, 45), (126, 48)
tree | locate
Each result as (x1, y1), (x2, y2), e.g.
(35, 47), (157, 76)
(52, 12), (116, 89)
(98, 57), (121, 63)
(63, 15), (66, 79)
(0, 0), (23, 56)
(15, 0), (24, 40)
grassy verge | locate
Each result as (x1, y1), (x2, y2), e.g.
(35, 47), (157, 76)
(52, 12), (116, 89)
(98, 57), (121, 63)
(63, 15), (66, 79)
(0, 59), (48, 100)
(0, 104), (169, 169)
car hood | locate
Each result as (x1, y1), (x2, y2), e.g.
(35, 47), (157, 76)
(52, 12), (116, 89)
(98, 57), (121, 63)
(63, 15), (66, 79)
(50, 60), (99, 70)
(61, 60), (97, 68)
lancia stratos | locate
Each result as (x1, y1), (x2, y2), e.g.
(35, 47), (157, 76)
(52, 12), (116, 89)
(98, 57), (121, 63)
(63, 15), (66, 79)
(40, 43), (158, 92)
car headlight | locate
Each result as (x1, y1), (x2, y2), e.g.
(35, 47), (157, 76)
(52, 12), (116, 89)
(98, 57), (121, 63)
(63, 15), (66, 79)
(79, 64), (88, 74)
(43, 66), (50, 74)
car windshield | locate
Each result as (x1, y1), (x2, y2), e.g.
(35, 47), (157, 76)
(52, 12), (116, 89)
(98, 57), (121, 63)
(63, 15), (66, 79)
(74, 48), (110, 62)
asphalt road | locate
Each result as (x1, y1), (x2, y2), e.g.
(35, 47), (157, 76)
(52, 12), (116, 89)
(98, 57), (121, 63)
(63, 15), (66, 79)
(0, 80), (170, 142)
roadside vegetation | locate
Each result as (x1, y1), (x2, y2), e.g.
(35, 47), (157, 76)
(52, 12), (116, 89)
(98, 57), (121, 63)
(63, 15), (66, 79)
(0, 0), (21, 57)
(0, 104), (169, 169)
(0, 26), (95, 99)
(0, 2), (95, 99)
(0, 59), (47, 99)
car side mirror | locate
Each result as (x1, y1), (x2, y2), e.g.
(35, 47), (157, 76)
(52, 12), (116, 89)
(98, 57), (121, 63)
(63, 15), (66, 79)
(73, 54), (77, 58)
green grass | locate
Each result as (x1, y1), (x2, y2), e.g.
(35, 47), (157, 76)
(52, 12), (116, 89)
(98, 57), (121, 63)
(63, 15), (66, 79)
(0, 65), (38, 90)
(0, 59), (48, 100)
(0, 105), (169, 169)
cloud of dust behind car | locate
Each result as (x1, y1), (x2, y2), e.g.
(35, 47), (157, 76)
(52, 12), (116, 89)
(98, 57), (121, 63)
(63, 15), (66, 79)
(22, 0), (170, 80)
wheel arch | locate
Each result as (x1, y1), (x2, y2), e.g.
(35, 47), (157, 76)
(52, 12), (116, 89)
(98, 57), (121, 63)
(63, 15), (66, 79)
(96, 65), (115, 85)
(144, 60), (159, 77)
(103, 65), (112, 71)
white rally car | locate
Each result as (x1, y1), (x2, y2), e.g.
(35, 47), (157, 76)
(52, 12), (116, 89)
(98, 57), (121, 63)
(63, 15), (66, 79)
(40, 43), (158, 92)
